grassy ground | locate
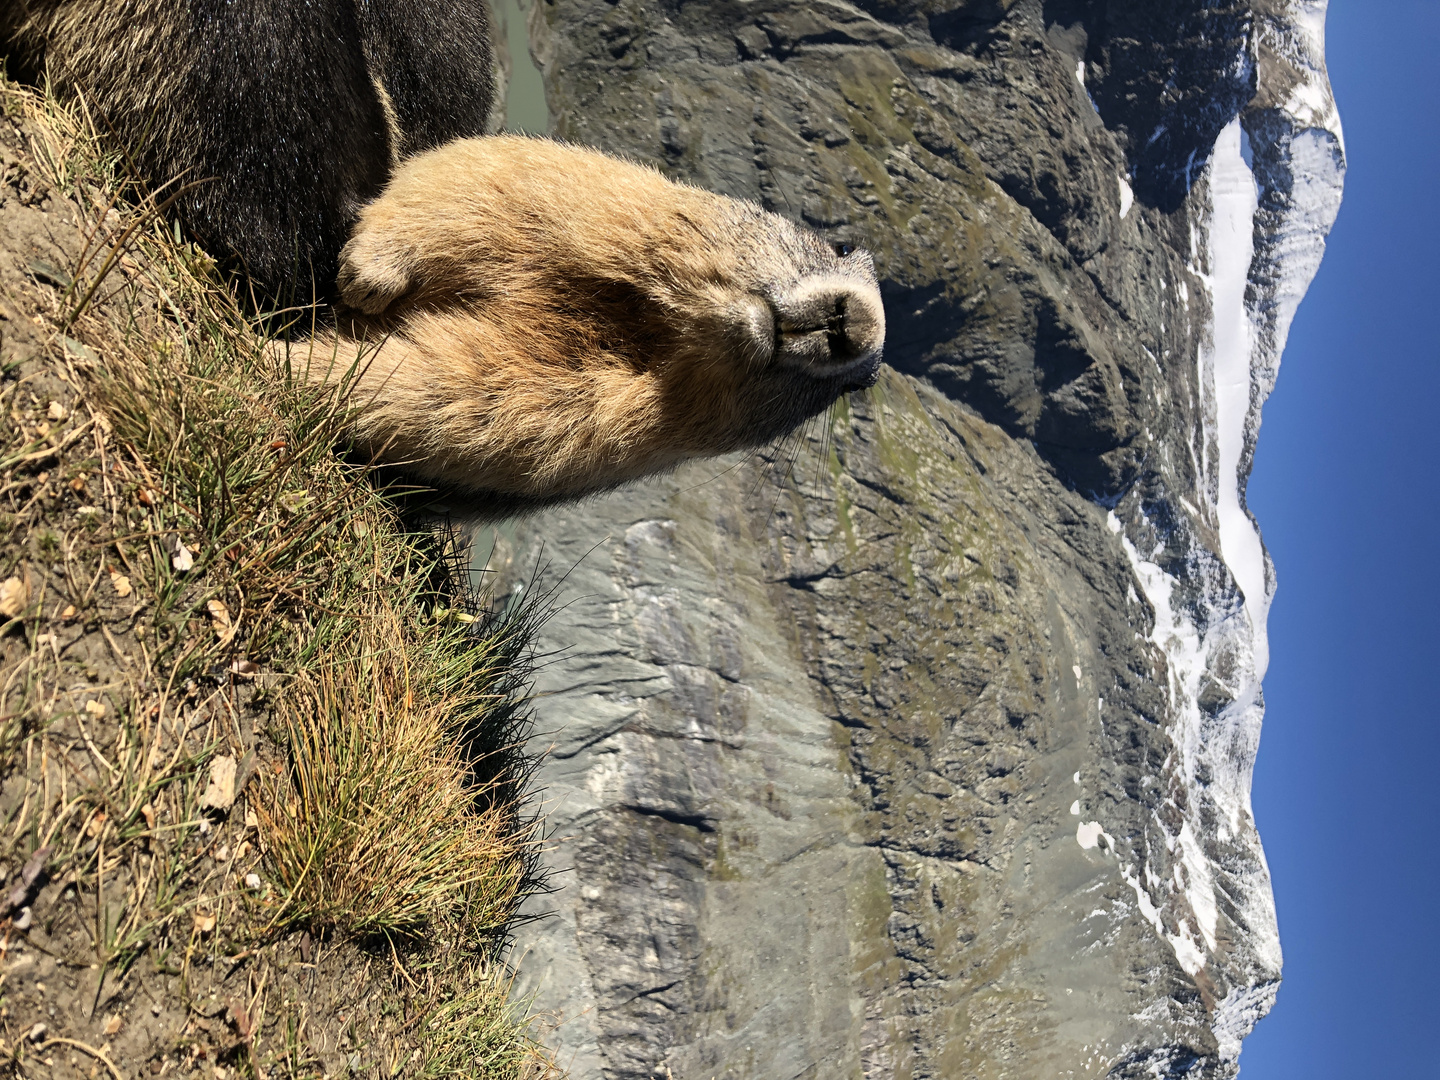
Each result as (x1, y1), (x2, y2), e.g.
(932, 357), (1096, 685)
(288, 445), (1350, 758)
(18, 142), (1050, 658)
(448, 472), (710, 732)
(0, 79), (556, 1078)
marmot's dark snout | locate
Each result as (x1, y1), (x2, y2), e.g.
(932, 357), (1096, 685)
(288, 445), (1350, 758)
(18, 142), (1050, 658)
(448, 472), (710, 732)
(772, 274), (886, 378)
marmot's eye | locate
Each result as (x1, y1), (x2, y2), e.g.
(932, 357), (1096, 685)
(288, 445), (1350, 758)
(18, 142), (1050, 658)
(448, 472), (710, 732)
(834, 242), (854, 257)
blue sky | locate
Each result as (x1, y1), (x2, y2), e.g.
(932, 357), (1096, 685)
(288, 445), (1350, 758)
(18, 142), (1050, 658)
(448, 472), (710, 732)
(1241, 1), (1440, 1075)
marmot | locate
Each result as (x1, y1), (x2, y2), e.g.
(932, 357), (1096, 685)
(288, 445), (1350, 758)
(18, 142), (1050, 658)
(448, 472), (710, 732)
(6, 4), (886, 506)
(3, 0), (496, 299)
(290, 136), (885, 504)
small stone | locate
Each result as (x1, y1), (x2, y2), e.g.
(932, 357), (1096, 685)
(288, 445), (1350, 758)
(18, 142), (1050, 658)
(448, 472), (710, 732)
(244, 873), (261, 890)
(85, 699), (107, 719)
(104, 1014), (122, 1036)
(208, 599), (235, 644)
(0, 576), (27, 618)
(7, 845), (51, 912)
(13, 906), (32, 930)
(109, 570), (132, 598)
(26, 1021), (46, 1042)
(201, 755), (237, 811)
(46, 401), (67, 421)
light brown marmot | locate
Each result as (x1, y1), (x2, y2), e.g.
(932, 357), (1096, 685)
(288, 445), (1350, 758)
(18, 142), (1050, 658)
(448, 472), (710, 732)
(283, 136), (886, 505)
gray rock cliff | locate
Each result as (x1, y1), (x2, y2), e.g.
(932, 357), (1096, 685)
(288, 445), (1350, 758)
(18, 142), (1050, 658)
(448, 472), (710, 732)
(489, 1), (1343, 1075)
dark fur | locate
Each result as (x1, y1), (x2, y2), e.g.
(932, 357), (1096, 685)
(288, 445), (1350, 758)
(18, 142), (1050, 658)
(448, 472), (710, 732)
(2, 0), (494, 301)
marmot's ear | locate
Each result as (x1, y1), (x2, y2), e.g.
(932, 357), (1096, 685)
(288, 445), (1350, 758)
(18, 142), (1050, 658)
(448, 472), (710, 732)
(336, 233), (413, 315)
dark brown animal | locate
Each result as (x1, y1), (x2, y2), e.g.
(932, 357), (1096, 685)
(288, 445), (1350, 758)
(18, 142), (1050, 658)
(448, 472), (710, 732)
(3, 0), (495, 299)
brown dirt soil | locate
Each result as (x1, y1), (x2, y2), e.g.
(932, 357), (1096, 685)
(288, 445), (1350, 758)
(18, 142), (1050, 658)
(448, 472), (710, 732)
(0, 83), (555, 1080)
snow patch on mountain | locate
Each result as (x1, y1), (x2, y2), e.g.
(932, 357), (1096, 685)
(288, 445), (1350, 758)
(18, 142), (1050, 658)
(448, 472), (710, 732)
(1205, 119), (1268, 636)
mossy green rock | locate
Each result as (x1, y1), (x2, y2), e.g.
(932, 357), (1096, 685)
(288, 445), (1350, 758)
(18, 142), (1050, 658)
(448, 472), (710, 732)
(496, 1), (1343, 1076)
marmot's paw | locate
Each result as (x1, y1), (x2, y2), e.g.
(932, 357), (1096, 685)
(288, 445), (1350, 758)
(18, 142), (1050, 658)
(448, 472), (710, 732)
(337, 236), (412, 315)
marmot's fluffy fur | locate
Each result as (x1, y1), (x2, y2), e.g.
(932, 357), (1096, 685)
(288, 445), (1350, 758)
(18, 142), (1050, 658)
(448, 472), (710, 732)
(289, 137), (885, 504)
(3, 0), (494, 298)
(6, 6), (887, 505)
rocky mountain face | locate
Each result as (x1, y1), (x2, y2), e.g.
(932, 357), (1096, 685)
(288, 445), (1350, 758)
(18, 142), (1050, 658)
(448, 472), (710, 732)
(490, 1), (1343, 1075)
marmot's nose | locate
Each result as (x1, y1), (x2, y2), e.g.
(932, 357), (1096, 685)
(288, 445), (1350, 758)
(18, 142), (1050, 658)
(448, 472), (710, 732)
(829, 288), (885, 365)
(774, 276), (886, 374)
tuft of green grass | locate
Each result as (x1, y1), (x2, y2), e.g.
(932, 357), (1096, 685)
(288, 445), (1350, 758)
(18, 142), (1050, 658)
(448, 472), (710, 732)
(254, 605), (537, 937)
(413, 960), (557, 1080)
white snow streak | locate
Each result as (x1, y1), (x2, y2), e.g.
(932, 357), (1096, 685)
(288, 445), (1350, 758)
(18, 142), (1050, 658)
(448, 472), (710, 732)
(1113, 520), (1224, 972)
(1203, 120), (1269, 658)
(1118, 861), (1207, 978)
